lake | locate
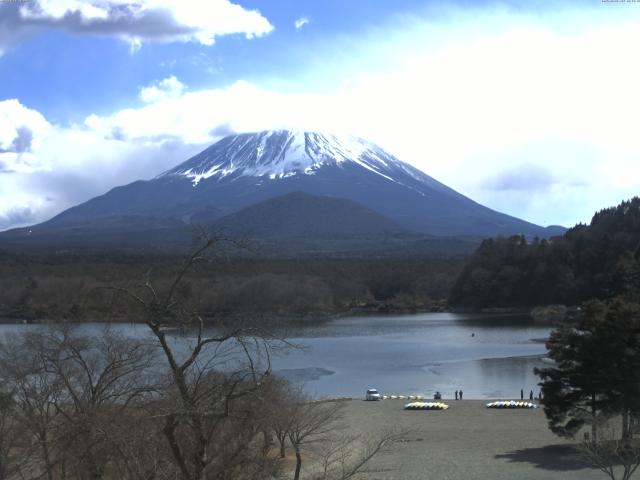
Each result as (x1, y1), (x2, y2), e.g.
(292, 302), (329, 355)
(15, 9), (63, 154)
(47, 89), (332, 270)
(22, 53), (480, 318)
(0, 312), (551, 400)
(272, 312), (551, 400)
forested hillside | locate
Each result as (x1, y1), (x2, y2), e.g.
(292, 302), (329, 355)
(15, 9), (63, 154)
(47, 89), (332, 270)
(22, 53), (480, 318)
(450, 197), (640, 308)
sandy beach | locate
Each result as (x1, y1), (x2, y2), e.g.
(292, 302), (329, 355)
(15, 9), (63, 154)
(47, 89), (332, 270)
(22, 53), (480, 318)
(334, 399), (606, 480)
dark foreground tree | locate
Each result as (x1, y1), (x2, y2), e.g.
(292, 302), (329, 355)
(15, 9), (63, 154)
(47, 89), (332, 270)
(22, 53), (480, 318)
(536, 299), (640, 440)
(535, 302), (611, 440)
(537, 298), (640, 479)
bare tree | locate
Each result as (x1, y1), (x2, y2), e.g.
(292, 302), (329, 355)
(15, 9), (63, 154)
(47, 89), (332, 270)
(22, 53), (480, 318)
(283, 393), (404, 480)
(309, 430), (402, 480)
(43, 326), (157, 479)
(261, 377), (296, 459)
(580, 418), (640, 480)
(287, 398), (346, 480)
(0, 326), (159, 480)
(0, 332), (64, 480)
(0, 388), (26, 480)
(104, 405), (174, 480)
(111, 237), (282, 480)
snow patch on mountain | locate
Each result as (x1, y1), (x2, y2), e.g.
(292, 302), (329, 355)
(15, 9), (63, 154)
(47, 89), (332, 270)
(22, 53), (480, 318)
(160, 130), (412, 186)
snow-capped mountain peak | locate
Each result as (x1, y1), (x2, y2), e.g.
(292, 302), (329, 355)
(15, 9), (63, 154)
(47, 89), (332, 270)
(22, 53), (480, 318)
(160, 130), (420, 185)
(10, 129), (560, 245)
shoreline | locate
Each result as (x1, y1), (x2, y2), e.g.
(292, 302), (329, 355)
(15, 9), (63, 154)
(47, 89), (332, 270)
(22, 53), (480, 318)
(297, 352), (549, 401)
(0, 307), (437, 325)
(0, 302), (576, 326)
(0, 304), (536, 325)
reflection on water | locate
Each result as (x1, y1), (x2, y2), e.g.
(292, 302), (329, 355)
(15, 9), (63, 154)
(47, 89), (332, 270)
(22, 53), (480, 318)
(0, 312), (551, 399)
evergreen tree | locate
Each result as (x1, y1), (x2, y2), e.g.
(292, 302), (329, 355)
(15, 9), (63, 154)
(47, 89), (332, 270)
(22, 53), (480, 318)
(451, 197), (640, 309)
(536, 298), (640, 440)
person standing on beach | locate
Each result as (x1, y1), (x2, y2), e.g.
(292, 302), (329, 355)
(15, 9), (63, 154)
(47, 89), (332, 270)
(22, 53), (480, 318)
(529, 390), (533, 400)
(459, 390), (463, 400)
(455, 390), (458, 400)
(520, 389), (524, 400)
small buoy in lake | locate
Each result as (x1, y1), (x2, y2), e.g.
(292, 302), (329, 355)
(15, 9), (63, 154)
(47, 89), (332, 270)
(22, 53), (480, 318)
(471, 333), (475, 337)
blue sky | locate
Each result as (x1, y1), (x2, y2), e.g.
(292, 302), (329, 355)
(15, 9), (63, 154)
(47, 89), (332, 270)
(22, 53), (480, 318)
(2, 0), (422, 120)
(1, 0), (640, 230)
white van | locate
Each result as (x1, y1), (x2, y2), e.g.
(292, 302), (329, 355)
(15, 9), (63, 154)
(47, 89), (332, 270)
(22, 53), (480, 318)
(365, 388), (381, 401)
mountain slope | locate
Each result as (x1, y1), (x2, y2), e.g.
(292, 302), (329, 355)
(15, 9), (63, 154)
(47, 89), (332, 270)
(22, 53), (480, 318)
(211, 192), (478, 257)
(0, 215), (191, 251)
(0, 130), (565, 254)
(0, 192), (480, 257)
(214, 191), (407, 238)
(38, 130), (558, 238)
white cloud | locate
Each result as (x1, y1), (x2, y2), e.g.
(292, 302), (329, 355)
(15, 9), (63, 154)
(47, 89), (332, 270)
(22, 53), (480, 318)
(294, 17), (309, 30)
(21, 0), (110, 20)
(83, 6), (640, 228)
(85, 79), (334, 144)
(3, 4), (640, 230)
(139, 75), (186, 103)
(1, 0), (273, 52)
(287, 6), (640, 227)
(0, 99), (52, 173)
(0, 98), (203, 230)
(0, 83), (342, 230)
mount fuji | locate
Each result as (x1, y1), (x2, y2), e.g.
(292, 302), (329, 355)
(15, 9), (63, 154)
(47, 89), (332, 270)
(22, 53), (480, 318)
(0, 130), (564, 254)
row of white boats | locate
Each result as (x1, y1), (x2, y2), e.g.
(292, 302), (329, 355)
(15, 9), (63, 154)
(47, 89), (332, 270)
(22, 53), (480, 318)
(404, 402), (450, 410)
(485, 400), (538, 409)
(383, 395), (427, 400)
(402, 400), (539, 410)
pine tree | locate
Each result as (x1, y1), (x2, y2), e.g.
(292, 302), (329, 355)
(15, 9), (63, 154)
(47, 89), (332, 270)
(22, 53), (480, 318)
(536, 298), (640, 441)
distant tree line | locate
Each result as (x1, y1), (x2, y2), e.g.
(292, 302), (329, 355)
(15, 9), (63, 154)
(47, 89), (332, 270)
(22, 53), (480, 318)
(0, 253), (462, 322)
(450, 197), (640, 309)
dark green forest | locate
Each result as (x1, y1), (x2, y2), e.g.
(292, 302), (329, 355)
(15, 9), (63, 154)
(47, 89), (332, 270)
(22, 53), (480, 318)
(450, 197), (640, 309)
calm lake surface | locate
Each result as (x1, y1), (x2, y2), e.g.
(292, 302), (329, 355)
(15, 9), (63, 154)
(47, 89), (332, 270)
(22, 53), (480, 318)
(272, 312), (550, 400)
(0, 312), (551, 400)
